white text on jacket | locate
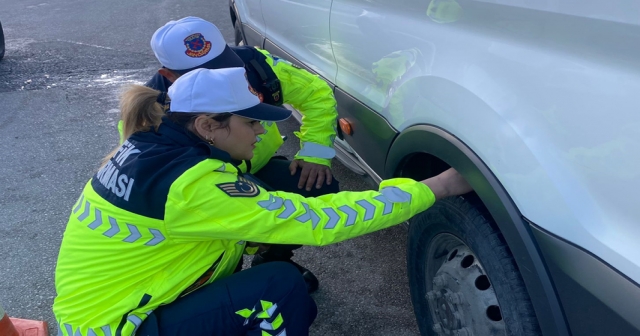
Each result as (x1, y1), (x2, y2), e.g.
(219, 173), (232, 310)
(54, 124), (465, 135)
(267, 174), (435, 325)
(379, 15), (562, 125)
(96, 141), (140, 201)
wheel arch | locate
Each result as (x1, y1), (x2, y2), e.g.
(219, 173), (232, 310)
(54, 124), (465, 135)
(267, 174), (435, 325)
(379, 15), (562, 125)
(385, 124), (570, 336)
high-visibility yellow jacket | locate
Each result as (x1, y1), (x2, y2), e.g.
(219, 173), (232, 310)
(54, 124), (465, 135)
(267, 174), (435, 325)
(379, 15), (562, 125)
(54, 118), (435, 336)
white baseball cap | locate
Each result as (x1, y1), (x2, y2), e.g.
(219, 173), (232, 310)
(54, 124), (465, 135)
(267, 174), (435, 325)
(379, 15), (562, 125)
(151, 17), (244, 73)
(168, 68), (291, 121)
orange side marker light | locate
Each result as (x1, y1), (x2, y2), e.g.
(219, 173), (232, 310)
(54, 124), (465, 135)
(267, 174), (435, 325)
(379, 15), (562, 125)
(339, 118), (353, 136)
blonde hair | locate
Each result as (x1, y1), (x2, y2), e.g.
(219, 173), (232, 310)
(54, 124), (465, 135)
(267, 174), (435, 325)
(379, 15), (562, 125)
(102, 85), (165, 165)
(120, 84), (165, 138)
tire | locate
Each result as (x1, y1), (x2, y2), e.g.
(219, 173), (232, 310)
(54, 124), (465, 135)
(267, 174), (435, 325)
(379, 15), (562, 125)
(0, 22), (5, 61)
(234, 20), (245, 46)
(407, 195), (541, 336)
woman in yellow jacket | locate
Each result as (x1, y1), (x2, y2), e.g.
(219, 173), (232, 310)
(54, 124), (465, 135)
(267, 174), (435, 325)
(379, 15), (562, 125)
(145, 17), (344, 290)
(53, 67), (472, 336)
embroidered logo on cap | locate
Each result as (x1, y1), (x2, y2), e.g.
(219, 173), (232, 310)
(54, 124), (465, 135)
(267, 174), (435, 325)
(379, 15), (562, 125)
(184, 33), (212, 58)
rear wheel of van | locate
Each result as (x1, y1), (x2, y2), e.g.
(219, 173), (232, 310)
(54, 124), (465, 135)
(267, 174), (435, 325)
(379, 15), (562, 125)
(407, 195), (541, 335)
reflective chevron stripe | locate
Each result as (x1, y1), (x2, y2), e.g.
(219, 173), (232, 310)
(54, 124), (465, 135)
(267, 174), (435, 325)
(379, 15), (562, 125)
(268, 197), (284, 210)
(356, 200), (376, 221)
(215, 163), (226, 172)
(101, 325), (112, 336)
(258, 195), (284, 211)
(322, 208), (340, 229)
(73, 194), (85, 214)
(338, 205), (357, 227)
(77, 201), (91, 221)
(145, 229), (166, 246)
(258, 303), (283, 333)
(298, 142), (336, 159)
(261, 319), (275, 331)
(277, 200), (297, 219)
(123, 224), (142, 243)
(87, 208), (103, 230)
(58, 324), (112, 336)
(258, 195), (274, 208)
(236, 300), (284, 336)
(127, 314), (143, 334)
(257, 301), (277, 318)
(373, 195), (393, 215)
(380, 186), (412, 203)
(295, 203), (320, 229)
(103, 217), (120, 238)
(74, 201), (165, 246)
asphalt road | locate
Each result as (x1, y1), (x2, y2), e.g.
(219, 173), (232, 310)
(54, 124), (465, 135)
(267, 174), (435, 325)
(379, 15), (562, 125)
(0, 1), (420, 335)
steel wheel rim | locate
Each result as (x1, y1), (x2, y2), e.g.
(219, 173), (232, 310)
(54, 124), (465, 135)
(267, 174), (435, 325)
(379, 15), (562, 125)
(424, 233), (506, 336)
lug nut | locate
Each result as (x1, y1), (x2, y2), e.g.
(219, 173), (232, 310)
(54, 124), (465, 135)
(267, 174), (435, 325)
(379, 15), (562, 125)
(433, 275), (446, 287)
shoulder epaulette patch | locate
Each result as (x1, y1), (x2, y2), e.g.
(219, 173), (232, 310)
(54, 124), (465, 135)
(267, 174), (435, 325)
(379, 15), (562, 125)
(217, 177), (261, 197)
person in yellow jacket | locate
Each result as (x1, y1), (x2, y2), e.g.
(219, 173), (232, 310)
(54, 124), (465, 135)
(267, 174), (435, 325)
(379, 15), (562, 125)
(139, 17), (339, 289)
(54, 67), (472, 336)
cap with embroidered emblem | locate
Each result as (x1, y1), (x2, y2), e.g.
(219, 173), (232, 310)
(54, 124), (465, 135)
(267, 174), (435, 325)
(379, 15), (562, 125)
(151, 16), (244, 74)
(168, 67), (291, 122)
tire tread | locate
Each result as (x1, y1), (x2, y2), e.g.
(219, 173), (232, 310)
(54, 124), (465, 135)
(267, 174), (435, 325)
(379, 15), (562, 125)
(407, 195), (541, 335)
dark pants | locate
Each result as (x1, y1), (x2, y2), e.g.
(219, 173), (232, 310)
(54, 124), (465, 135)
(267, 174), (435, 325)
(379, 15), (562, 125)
(251, 157), (340, 262)
(253, 156), (340, 197)
(137, 262), (317, 336)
